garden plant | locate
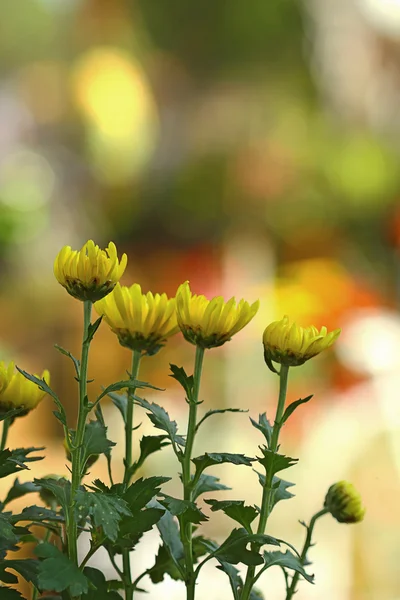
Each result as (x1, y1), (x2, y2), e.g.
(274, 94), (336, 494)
(0, 240), (365, 600)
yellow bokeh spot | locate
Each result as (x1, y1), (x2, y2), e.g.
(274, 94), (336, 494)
(71, 47), (158, 183)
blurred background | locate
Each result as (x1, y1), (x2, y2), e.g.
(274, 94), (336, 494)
(1, 0), (400, 598)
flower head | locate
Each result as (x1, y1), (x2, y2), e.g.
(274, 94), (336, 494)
(176, 281), (259, 349)
(0, 362), (49, 415)
(54, 240), (127, 302)
(262, 315), (340, 369)
(324, 480), (365, 524)
(94, 283), (179, 355)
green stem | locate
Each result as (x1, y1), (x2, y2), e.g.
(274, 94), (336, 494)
(122, 349), (142, 600)
(67, 300), (92, 573)
(0, 418), (11, 451)
(285, 508), (328, 600)
(240, 364), (290, 600)
(181, 346), (205, 600)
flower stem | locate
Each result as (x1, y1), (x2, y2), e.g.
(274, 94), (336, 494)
(181, 345), (205, 600)
(285, 508), (329, 600)
(67, 300), (92, 572)
(240, 364), (290, 600)
(122, 349), (143, 600)
(0, 417), (11, 451)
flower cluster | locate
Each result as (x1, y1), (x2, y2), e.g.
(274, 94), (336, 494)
(0, 362), (49, 415)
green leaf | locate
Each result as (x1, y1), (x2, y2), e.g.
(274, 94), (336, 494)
(108, 391), (128, 422)
(123, 476), (170, 512)
(117, 507), (165, 548)
(54, 344), (80, 378)
(271, 476), (295, 509)
(82, 567), (122, 599)
(193, 453), (254, 479)
(127, 435), (170, 479)
(216, 562), (242, 600)
(192, 474), (230, 501)
(154, 503), (185, 576)
(36, 542), (89, 596)
(81, 420), (115, 468)
(196, 408), (248, 432)
(257, 448), (298, 477)
(0, 447), (44, 479)
(2, 478), (39, 507)
(76, 491), (130, 542)
(85, 316), (103, 344)
(0, 558), (38, 586)
(0, 514), (18, 544)
(250, 414), (273, 446)
(280, 396), (313, 425)
(158, 495), (208, 524)
(148, 543), (184, 583)
(11, 505), (62, 525)
(94, 404), (114, 482)
(34, 478), (70, 513)
(0, 408), (25, 422)
(134, 397), (185, 447)
(205, 500), (258, 532)
(214, 528), (282, 566)
(0, 589), (23, 599)
(260, 550), (314, 583)
(169, 364), (194, 402)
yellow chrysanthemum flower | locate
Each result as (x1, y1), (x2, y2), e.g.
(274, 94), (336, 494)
(262, 315), (340, 368)
(54, 240), (127, 302)
(324, 480), (365, 524)
(94, 283), (179, 355)
(0, 362), (50, 415)
(176, 281), (260, 349)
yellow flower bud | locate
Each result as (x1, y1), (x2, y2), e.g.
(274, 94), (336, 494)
(176, 281), (259, 349)
(324, 480), (365, 524)
(0, 362), (49, 415)
(95, 283), (179, 356)
(262, 315), (340, 368)
(54, 240), (127, 302)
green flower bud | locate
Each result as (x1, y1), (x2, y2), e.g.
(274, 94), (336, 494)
(324, 480), (365, 524)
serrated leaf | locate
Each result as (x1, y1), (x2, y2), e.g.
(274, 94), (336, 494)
(94, 404), (114, 482)
(123, 477), (170, 512)
(36, 542), (89, 595)
(214, 529), (282, 567)
(96, 379), (160, 408)
(85, 316), (103, 344)
(0, 408), (25, 422)
(271, 476), (295, 508)
(148, 543), (183, 583)
(196, 408), (248, 431)
(11, 505), (62, 525)
(216, 561), (243, 600)
(261, 550), (314, 583)
(3, 478), (39, 507)
(16, 369), (66, 423)
(0, 558), (38, 586)
(250, 414), (273, 446)
(108, 391), (128, 422)
(127, 435), (170, 479)
(192, 474), (230, 501)
(0, 447), (44, 479)
(82, 566), (122, 599)
(34, 478), (70, 513)
(153, 502), (185, 576)
(158, 495), (208, 524)
(280, 396), (313, 425)
(117, 507), (165, 548)
(169, 364), (194, 402)
(76, 491), (130, 542)
(0, 514), (18, 544)
(134, 397), (185, 447)
(192, 453), (254, 479)
(257, 448), (298, 477)
(205, 500), (258, 532)
(54, 345), (80, 378)
(81, 421), (115, 468)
